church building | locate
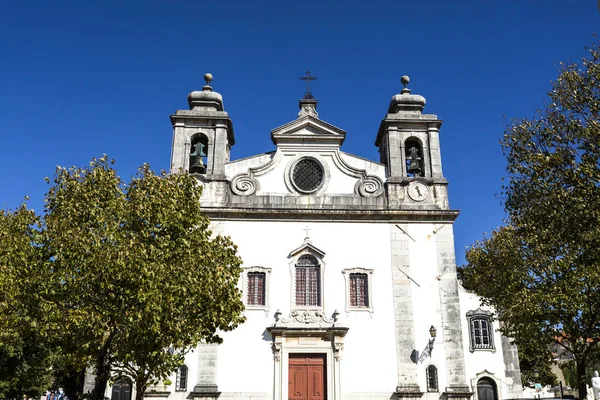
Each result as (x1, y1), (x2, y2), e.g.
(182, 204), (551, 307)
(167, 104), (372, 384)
(109, 73), (523, 400)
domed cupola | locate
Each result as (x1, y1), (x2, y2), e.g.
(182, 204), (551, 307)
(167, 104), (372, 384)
(387, 75), (426, 114)
(187, 73), (224, 112)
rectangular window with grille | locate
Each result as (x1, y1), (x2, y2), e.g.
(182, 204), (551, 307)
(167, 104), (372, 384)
(349, 273), (369, 307)
(176, 365), (188, 391)
(470, 318), (494, 350)
(247, 272), (266, 306)
(296, 265), (321, 306)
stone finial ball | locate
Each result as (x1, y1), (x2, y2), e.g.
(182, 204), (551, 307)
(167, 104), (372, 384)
(401, 75), (410, 86)
(204, 73), (213, 85)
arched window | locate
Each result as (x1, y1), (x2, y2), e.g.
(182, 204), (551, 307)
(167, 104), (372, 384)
(295, 255), (320, 307)
(189, 134), (208, 174)
(405, 138), (424, 177)
(176, 364), (188, 391)
(426, 365), (438, 392)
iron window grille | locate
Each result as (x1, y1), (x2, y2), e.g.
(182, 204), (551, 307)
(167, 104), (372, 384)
(426, 365), (438, 392)
(470, 317), (494, 350)
(247, 272), (266, 306)
(349, 273), (369, 307)
(292, 158), (324, 193)
(176, 365), (188, 391)
(295, 255), (321, 307)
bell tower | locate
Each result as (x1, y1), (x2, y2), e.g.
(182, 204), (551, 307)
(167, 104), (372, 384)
(375, 75), (448, 208)
(170, 73), (235, 181)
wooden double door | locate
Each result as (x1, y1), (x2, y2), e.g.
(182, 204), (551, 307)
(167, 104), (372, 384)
(288, 354), (326, 400)
(110, 380), (131, 400)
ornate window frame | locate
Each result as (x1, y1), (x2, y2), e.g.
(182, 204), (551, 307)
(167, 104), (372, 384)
(466, 308), (495, 352)
(289, 250), (326, 311)
(242, 266), (272, 314)
(342, 268), (374, 314)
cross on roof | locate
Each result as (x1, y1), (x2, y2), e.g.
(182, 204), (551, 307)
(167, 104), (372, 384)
(303, 225), (311, 241)
(299, 70), (317, 99)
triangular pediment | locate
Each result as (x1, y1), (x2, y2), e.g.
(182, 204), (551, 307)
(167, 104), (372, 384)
(288, 239), (326, 259)
(271, 116), (346, 146)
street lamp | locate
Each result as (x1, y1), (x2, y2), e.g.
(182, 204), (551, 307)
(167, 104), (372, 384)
(416, 325), (438, 363)
(428, 326), (437, 352)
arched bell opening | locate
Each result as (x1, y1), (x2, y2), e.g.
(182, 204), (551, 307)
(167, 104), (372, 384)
(189, 134), (208, 174)
(404, 138), (424, 178)
(477, 377), (498, 400)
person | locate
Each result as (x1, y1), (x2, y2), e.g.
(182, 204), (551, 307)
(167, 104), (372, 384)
(592, 370), (600, 400)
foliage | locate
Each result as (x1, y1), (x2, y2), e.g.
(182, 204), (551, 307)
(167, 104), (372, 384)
(0, 206), (57, 397)
(518, 343), (558, 387)
(0, 156), (245, 400)
(459, 41), (600, 399)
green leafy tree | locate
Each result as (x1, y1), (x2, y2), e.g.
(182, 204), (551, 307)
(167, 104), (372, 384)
(0, 206), (57, 397)
(459, 41), (600, 399)
(0, 157), (245, 400)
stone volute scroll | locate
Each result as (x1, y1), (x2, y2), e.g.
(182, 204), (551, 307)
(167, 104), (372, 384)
(230, 173), (258, 196)
(356, 175), (384, 197)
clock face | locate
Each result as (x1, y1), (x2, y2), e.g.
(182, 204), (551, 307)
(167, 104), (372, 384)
(407, 181), (429, 202)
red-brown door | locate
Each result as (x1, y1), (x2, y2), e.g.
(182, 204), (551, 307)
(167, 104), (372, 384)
(288, 354), (325, 400)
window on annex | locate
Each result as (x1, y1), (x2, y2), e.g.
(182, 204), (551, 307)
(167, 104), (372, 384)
(243, 266), (272, 312)
(295, 255), (321, 307)
(426, 365), (438, 392)
(467, 309), (495, 352)
(176, 365), (188, 391)
(342, 268), (374, 313)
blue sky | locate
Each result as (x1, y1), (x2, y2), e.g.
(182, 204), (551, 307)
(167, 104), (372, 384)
(1, 1), (598, 265)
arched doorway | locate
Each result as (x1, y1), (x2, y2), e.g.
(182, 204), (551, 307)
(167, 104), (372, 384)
(111, 379), (132, 400)
(477, 377), (498, 400)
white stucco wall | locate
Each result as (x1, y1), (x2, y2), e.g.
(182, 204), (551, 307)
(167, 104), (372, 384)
(215, 220), (398, 394)
(459, 286), (510, 399)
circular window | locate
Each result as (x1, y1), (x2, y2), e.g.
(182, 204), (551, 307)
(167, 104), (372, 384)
(292, 158), (324, 193)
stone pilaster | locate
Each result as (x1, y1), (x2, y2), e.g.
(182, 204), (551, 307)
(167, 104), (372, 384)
(500, 327), (523, 398)
(390, 224), (422, 398)
(427, 124), (443, 178)
(191, 343), (220, 399)
(435, 224), (472, 400)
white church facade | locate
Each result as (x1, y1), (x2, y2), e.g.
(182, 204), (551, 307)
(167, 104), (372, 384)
(107, 73), (522, 400)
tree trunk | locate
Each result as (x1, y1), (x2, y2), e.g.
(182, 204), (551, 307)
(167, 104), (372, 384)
(90, 351), (112, 400)
(577, 359), (587, 400)
(135, 380), (148, 400)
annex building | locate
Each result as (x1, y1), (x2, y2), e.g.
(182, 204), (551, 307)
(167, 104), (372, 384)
(105, 73), (522, 400)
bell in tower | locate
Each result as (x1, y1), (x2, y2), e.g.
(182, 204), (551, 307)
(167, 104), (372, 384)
(189, 139), (207, 174)
(406, 145), (423, 177)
